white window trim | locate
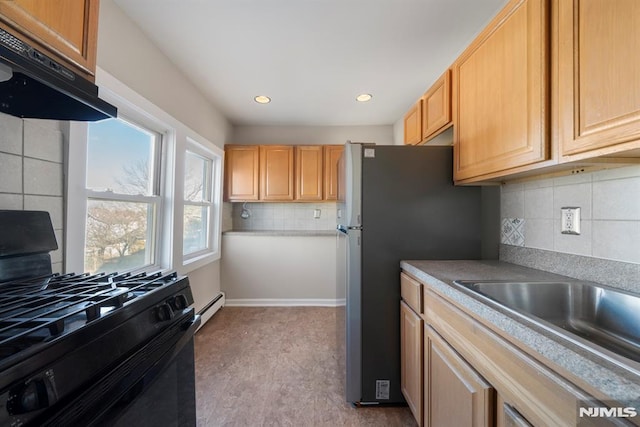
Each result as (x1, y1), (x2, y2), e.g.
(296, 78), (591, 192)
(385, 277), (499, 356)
(66, 68), (224, 275)
(181, 137), (223, 267)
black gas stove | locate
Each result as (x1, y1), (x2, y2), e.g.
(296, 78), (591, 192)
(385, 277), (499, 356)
(0, 211), (199, 426)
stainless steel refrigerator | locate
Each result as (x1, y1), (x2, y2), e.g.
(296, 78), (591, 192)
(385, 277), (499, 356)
(336, 142), (498, 405)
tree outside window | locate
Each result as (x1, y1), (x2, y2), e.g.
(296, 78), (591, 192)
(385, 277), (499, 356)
(84, 118), (161, 273)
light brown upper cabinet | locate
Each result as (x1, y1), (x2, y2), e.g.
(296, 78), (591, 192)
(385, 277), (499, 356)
(0, 0), (99, 78)
(224, 145), (260, 201)
(404, 99), (423, 145)
(323, 145), (343, 201)
(225, 144), (343, 202)
(453, 0), (550, 183)
(295, 146), (323, 201)
(260, 145), (294, 201)
(556, 0), (640, 160)
(422, 69), (452, 141)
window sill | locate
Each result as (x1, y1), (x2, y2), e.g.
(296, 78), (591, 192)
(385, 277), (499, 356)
(179, 250), (221, 274)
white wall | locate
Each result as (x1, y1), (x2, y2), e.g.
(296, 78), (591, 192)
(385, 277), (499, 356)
(231, 124), (393, 145)
(97, 0), (231, 147)
(221, 234), (337, 304)
(392, 116), (404, 145)
(96, 0), (232, 314)
(501, 165), (640, 264)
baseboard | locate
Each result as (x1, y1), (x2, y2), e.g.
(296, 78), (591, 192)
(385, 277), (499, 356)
(197, 292), (225, 330)
(225, 298), (341, 307)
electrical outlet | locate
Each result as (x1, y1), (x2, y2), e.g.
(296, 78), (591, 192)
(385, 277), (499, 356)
(561, 207), (581, 235)
(313, 209), (321, 219)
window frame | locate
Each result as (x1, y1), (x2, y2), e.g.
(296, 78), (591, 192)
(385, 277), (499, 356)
(66, 69), (224, 275)
(180, 137), (223, 266)
(84, 116), (165, 273)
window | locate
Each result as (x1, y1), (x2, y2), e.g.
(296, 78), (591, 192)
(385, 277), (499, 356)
(182, 141), (221, 263)
(84, 118), (162, 273)
(66, 69), (224, 276)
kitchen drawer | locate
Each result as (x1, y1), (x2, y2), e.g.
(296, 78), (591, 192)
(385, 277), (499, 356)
(401, 272), (422, 314)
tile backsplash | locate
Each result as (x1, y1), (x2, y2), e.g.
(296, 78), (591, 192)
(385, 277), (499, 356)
(501, 165), (640, 264)
(0, 113), (65, 273)
(230, 202), (337, 231)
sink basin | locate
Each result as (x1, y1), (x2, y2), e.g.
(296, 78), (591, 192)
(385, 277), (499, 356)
(452, 280), (640, 369)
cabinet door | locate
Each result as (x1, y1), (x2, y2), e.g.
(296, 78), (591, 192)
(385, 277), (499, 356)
(453, 0), (549, 182)
(557, 0), (640, 159)
(295, 146), (323, 201)
(0, 0), (99, 77)
(401, 301), (423, 426)
(224, 145), (260, 201)
(422, 70), (452, 141)
(323, 145), (343, 201)
(425, 326), (494, 427)
(404, 99), (423, 145)
(260, 145), (294, 201)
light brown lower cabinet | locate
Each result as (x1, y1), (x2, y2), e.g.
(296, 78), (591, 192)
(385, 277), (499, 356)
(400, 301), (423, 425)
(400, 271), (620, 427)
(497, 395), (533, 427)
(425, 325), (494, 427)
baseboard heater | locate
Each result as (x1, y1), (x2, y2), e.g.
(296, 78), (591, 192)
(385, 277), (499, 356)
(196, 292), (225, 330)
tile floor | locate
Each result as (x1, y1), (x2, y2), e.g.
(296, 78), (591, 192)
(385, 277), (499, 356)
(194, 306), (416, 427)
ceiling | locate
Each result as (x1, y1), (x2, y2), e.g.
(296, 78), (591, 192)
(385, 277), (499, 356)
(113, 0), (509, 127)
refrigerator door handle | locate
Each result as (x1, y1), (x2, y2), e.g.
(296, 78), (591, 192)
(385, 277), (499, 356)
(337, 225), (362, 233)
(338, 224), (362, 231)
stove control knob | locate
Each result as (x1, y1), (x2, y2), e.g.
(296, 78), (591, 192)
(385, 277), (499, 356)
(7, 375), (56, 415)
(156, 303), (174, 322)
(172, 294), (189, 310)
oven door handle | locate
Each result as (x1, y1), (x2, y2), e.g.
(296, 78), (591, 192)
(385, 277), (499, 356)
(172, 314), (201, 357)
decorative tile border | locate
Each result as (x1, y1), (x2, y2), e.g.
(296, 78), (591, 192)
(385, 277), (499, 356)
(501, 218), (525, 246)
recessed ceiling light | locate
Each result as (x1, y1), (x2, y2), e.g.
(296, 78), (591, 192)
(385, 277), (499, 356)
(254, 95), (271, 104)
(356, 93), (373, 102)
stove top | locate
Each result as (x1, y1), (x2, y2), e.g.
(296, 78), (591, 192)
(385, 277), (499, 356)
(0, 271), (189, 368)
(0, 211), (198, 425)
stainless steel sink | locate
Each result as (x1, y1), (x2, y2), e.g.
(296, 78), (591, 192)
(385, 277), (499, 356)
(452, 280), (640, 370)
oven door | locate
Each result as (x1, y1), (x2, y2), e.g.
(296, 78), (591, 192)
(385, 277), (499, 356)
(40, 311), (200, 427)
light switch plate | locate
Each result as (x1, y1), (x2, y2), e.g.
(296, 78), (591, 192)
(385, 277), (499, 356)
(561, 207), (581, 235)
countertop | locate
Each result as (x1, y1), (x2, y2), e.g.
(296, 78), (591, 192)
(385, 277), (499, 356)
(401, 259), (640, 409)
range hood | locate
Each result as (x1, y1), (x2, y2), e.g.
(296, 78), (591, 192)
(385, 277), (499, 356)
(0, 27), (116, 121)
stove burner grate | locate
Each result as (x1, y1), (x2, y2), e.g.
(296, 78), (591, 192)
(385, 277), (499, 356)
(0, 271), (180, 360)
